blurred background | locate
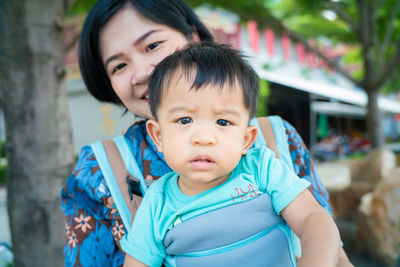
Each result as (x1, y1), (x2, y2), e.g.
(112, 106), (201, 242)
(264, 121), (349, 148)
(1, 0), (400, 266)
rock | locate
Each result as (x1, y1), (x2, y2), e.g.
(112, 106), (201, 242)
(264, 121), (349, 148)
(351, 149), (396, 184)
(329, 182), (374, 221)
(316, 160), (374, 221)
(357, 176), (400, 266)
(316, 161), (351, 191)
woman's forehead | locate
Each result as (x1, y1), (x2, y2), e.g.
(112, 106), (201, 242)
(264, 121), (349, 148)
(99, 6), (166, 60)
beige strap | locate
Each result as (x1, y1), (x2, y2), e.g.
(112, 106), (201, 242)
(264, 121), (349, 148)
(102, 140), (142, 223)
(257, 117), (280, 158)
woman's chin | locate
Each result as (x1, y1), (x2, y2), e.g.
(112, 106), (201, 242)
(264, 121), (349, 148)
(129, 104), (153, 119)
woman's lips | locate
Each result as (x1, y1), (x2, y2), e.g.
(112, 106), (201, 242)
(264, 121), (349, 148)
(140, 90), (149, 100)
(190, 155), (215, 170)
(140, 94), (149, 103)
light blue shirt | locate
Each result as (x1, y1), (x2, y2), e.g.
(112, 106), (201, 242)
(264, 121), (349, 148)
(121, 147), (310, 267)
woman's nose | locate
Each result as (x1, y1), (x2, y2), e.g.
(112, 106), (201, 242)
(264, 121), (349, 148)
(130, 54), (159, 86)
(131, 63), (154, 86)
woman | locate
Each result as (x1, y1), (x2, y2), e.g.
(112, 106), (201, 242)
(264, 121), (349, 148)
(61, 0), (351, 266)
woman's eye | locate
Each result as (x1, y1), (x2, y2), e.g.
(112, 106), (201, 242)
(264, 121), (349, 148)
(147, 42), (160, 51)
(217, 119), (230, 126)
(112, 63), (126, 74)
(177, 117), (192, 125)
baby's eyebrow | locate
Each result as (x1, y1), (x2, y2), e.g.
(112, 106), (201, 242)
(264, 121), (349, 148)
(167, 105), (190, 115)
(215, 108), (241, 116)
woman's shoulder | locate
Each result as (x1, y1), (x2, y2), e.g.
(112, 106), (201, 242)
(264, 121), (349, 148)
(63, 121), (148, 201)
(63, 145), (111, 204)
(256, 116), (301, 139)
(123, 120), (147, 141)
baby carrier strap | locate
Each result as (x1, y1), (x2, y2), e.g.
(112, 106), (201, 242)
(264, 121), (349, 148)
(91, 136), (146, 231)
(253, 116), (295, 172)
(255, 117), (281, 159)
(268, 116), (295, 172)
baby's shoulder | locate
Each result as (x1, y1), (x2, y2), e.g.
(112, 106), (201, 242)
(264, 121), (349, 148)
(244, 147), (275, 163)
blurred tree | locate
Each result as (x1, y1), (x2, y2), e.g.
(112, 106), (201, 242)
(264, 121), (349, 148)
(187, 0), (400, 148)
(0, 0), (75, 266)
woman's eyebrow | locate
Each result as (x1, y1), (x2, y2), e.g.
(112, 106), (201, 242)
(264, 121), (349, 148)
(132, 29), (160, 46)
(104, 53), (122, 71)
(104, 29), (161, 70)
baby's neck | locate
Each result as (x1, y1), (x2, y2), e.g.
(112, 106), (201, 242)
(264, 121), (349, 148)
(177, 174), (230, 196)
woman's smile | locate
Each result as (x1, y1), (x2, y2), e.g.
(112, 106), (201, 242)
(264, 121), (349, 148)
(99, 5), (195, 118)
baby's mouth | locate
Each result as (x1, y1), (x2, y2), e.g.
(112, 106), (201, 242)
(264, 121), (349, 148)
(191, 155), (215, 170)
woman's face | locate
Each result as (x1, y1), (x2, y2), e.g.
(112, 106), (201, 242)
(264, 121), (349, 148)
(99, 6), (199, 119)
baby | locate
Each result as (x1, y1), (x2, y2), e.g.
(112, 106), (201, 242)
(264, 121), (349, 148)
(121, 42), (340, 267)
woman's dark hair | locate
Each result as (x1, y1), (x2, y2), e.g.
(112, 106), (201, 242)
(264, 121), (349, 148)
(79, 0), (213, 106)
(149, 42), (259, 120)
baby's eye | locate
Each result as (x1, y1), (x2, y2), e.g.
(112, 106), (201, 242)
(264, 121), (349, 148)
(147, 42), (160, 51)
(177, 117), (192, 125)
(112, 63), (126, 74)
(216, 119), (230, 126)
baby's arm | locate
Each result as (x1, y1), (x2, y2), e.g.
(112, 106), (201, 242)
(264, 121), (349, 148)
(119, 187), (166, 267)
(123, 255), (148, 267)
(281, 189), (341, 267)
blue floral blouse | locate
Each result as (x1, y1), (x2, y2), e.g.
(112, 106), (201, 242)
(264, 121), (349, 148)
(60, 119), (330, 267)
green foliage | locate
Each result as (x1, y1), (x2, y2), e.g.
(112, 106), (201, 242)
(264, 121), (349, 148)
(277, 0), (327, 18)
(0, 160), (6, 185)
(256, 79), (270, 117)
(375, 0), (400, 43)
(345, 152), (366, 161)
(382, 71), (400, 94)
(0, 140), (5, 158)
(301, 67), (312, 80)
(67, 0), (97, 17)
(186, 0), (277, 26)
(342, 46), (364, 80)
(272, 0), (400, 92)
(273, 0), (356, 43)
(285, 15), (353, 43)
(0, 141), (7, 185)
(262, 63), (272, 70)
(0, 168), (6, 185)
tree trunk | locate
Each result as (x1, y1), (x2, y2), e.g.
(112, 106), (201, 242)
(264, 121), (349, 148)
(366, 88), (384, 149)
(0, 1), (74, 266)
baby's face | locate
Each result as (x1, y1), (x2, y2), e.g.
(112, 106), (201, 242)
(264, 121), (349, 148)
(147, 75), (257, 195)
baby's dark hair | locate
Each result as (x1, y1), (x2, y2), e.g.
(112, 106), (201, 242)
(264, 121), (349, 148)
(148, 42), (259, 120)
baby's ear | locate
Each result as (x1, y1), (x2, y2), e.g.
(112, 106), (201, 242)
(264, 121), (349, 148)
(146, 119), (163, 152)
(242, 125), (258, 155)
